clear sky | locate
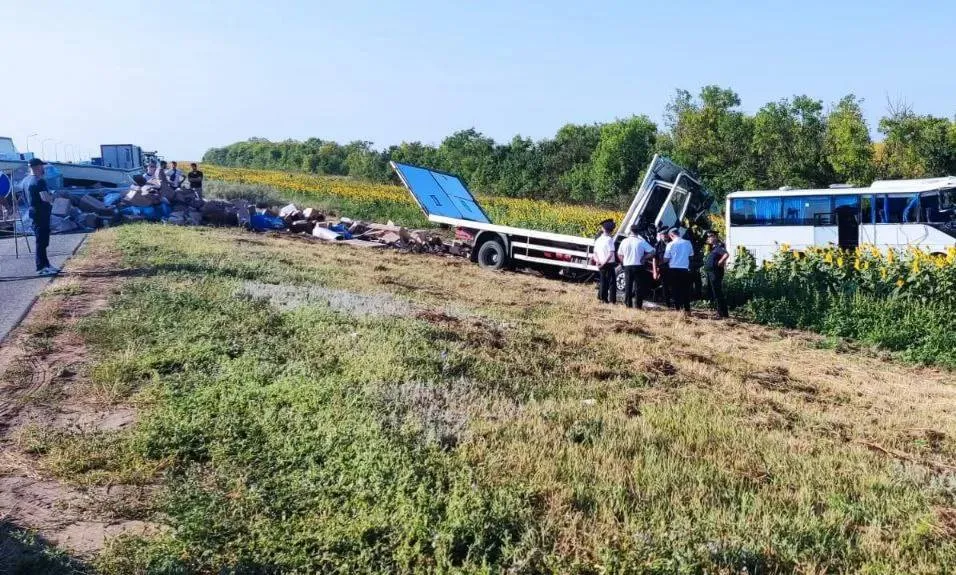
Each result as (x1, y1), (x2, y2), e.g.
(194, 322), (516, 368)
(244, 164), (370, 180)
(3, 0), (953, 161)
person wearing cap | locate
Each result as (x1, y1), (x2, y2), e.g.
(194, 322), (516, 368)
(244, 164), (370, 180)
(704, 230), (730, 318)
(617, 224), (656, 309)
(593, 219), (618, 304)
(663, 227), (693, 313)
(19, 158), (57, 275)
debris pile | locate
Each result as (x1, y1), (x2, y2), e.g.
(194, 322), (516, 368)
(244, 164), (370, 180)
(44, 189), (472, 257)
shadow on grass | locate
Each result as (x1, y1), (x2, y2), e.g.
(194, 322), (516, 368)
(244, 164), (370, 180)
(0, 521), (87, 574)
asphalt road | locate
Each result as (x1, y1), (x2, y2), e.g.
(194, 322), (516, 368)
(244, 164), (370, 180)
(0, 231), (88, 343)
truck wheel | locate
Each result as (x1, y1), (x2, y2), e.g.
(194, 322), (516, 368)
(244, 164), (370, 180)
(616, 266), (626, 293)
(477, 240), (507, 271)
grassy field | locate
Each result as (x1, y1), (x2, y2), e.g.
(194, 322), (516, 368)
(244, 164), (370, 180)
(201, 165), (626, 236)
(8, 224), (954, 573)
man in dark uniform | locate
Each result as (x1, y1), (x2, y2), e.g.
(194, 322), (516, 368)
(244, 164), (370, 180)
(21, 158), (57, 275)
(654, 227), (671, 307)
(703, 231), (730, 318)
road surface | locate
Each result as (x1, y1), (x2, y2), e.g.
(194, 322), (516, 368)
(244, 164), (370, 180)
(0, 232), (88, 343)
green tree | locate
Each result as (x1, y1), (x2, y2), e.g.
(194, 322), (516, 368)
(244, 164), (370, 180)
(539, 123), (602, 202)
(665, 86), (757, 202)
(590, 116), (657, 204)
(824, 95), (874, 185)
(344, 141), (390, 182)
(388, 141), (440, 168)
(492, 136), (542, 198)
(752, 95), (831, 188)
(437, 129), (497, 191)
(878, 104), (955, 178)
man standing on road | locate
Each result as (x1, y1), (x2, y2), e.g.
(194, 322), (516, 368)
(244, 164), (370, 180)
(664, 227), (693, 313)
(704, 231), (730, 318)
(593, 219), (618, 304)
(187, 163), (204, 198)
(20, 158), (57, 276)
(617, 224), (655, 309)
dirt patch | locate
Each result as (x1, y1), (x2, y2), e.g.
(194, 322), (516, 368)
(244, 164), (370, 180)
(611, 321), (654, 338)
(414, 309), (462, 326)
(643, 358), (678, 378)
(0, 238), (154, 558)
(749, 366), (819, 397)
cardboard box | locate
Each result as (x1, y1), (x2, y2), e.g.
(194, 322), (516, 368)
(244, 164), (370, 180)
(303, 208), (324, 221)
(79, 194), (109, 214)
(290, 220), (315, 234)
(51, 197), (72, 217)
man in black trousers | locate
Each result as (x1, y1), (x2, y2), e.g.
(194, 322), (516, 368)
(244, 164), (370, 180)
(663, 227), (693, 313)
(704, 230), (730, 318)
(20, 158), (57, 276)
(593, 219), (617, 304)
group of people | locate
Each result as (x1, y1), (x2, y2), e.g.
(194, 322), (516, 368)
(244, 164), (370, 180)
(18, 158), (206, 277)
(592, 220), (729, 318)
(141, 160), (204, 198)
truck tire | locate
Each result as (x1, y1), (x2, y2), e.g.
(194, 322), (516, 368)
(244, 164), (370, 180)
(477, 239), (507, 271)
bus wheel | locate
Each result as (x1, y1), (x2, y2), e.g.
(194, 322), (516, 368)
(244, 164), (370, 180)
(477, 240), (507, 271)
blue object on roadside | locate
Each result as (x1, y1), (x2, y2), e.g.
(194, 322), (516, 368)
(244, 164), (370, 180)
(250, 213), (286, 231)
(158, 202), (172, 219)
(103, 192), (123, 206)
(120, 206), (143, 217)
(327, 223), (353, 239)
(140, 206), (160, 221)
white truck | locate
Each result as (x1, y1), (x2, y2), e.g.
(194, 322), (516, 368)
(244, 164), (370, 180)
(391, 155), (714, 284)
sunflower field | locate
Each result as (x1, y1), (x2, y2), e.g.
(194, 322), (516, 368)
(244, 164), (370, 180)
(201, 165), (625, 237)
(728, 244), (956, 367)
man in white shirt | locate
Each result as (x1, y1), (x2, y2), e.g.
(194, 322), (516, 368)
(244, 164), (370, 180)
(166, 161), (183, 188)
(617, 224), (656, 309)
(663, 227), (694, 313)
(593, 219), (618, 304)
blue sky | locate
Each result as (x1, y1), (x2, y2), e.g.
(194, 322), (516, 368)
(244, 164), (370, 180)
(3, 0), (953, 161)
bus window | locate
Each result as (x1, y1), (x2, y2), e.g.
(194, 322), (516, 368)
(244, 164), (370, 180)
(782, 196), (830, 225)
(833, 195), (860, 212)
(860, 195), (874, 224)
(921, 193), (941, 222)
(879, 194), (919, 223)
(730, 197), (781, 226)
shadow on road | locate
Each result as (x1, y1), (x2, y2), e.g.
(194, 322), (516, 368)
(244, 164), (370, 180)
(0, 521), (87, 574)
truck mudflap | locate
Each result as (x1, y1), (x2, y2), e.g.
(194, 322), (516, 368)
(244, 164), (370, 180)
(390, 162), (491, 224)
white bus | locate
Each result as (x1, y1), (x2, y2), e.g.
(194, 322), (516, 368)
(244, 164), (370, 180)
(726, 176), (956, 263)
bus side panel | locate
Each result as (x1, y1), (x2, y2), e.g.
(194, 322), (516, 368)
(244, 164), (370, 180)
(729, 226), (816, 264)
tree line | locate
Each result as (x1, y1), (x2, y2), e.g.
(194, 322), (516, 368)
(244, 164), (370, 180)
(202, 86), (956, 206)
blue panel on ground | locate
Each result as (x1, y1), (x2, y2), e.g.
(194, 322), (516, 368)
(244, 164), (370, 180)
(392, 162), (491, 224)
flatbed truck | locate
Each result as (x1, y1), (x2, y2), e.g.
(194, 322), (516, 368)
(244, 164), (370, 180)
(390, 155), (714, 283)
